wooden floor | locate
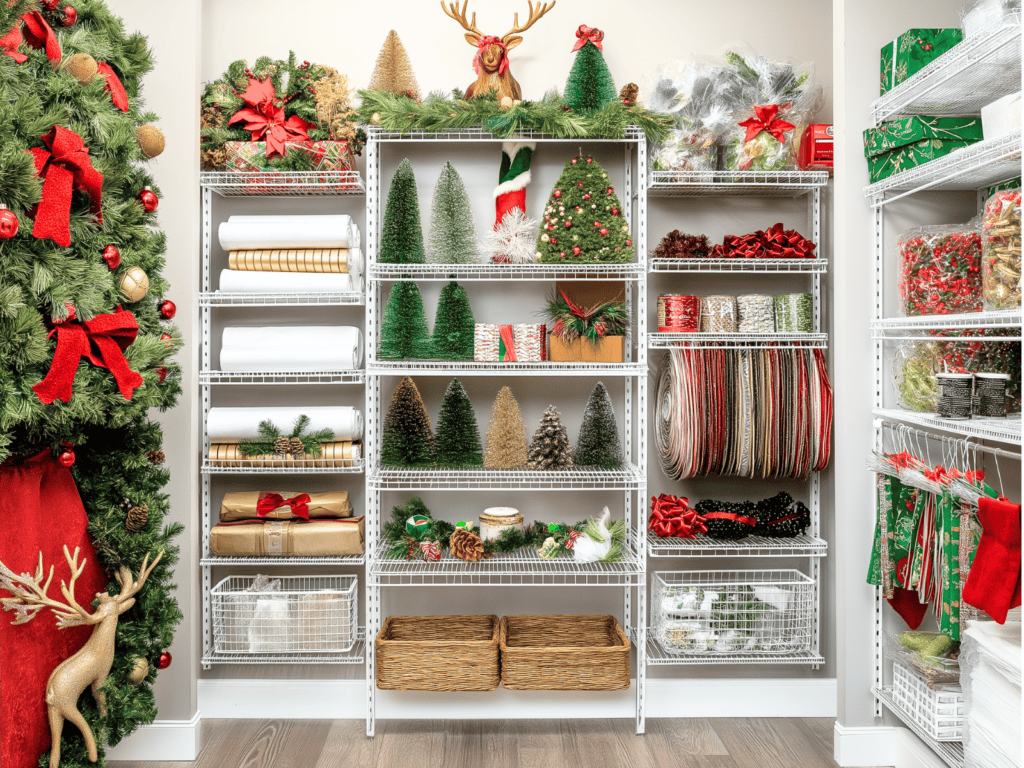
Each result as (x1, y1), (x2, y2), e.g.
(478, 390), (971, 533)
(110, 718), (890, 768)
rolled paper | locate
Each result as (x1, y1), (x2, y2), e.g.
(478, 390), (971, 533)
(208, 441), (362, 467)
(227, 248), (360, 275)
(218, 214), (358, 251)
(220, 491), (352, 521)
(207, 406), (363, 442)
(221, 326), (363, 370)
(217, 269), (357, 293)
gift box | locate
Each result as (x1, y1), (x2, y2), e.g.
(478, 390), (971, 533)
(880, 29), (964, 95)
(223, 140), (357, 183)
(220, 491), (352, 522)
(867, 138), (976, 183)
(210, 517), (365, 557)
(474, 324), (547, 362)
(863, 116), (983, 157)
(798, 124), (834, 173)
(548, 336), (625, 363)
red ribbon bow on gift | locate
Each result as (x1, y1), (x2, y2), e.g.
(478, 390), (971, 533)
(32, 307), (144, 404)
(572, 25), (604, 51)
(738, 104), (795, 144)
(228, 77), (314, 160)
(29, 126), (104, 247)
(474, 35), (509, 76)
(419, 540), (442, 561)
(648, 494), (708, 539)
(257, 493), (312, 520)
(17, 12), (61, 64)
(97, 62), (129, 112)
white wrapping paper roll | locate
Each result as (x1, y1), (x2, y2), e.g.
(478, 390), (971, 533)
(227, 216), (361, 248)
(217, 269), (357, 293)
(208, 406), (363, 442)
(221, 326), (363, 369)
(218, 215), (358, 251)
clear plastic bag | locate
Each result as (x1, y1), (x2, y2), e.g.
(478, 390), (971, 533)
(653, 128), (719, 176)
(893, 341), (945, 412)
(885, 631), (960, 689)
(982, 187), (1021, 310)
(962, 0), (1021, 38)
(897, 223), (984, 316)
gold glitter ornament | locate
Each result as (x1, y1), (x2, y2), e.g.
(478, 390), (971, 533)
(118, 266), (149, 303)
(128, 657), (149, 684)
(136, 125), (166, 159)
(63, 53), (98, 84)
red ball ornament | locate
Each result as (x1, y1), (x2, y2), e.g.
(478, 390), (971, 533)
(160, 333), (172, 341)
(600, 228), (609, 236)
(611, 208), (620, 216)
(138, 187), (159, 213)
(0, 205), (18, 239)
(583, 193), (591, 201)
(626, 239), (633, 246)
(577, 182), (584, 188)
(559, 252), (566, 259)
(158, 299), (176, 319)
(58, 449), (75, 467)
(586, 157), (593, 163)
(573, 246), (582, 256)
(571, 158), (578, 165)
(61, 5), (77, 25)
(550, 237), (558, 245)
(593, 221), (601, 227)
(606, 186), (614, 194)
(158, 651), (172, 670)
(574, 206), (582, 212)
(564, 221), (572, 229)
(44, 0), (60, 9)
(101, 244), (121, 270)
(155, 366), (168, 383)
(553, 190), (562, 199)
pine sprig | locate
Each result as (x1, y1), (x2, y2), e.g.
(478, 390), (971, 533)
(236, 415), (334, 458)
(545, 291), (629, 344)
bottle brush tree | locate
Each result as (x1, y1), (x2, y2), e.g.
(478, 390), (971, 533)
(428, 161), (478, 264)
(484, 386), (528, 469)
(429, 281), (475, 361)
(379, 158), (426, 264)
(527, 405), (574, 470)
(434, 379), (483, 468)
(564, 26), (617, 112)
(379, 281), (431, 360)
(575, 382), (623, 468)
(380, 376), (435, 467)
(368, 29), (420, 99)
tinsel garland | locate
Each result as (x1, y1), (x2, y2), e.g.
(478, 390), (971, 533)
(358, 89), (673, 142)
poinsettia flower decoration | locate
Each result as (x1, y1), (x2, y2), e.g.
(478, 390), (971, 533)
(227, 76), (314, 159)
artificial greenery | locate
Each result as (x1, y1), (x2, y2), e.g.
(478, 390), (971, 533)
(575, 382), (624, 468)
(379, 158), (426, 264)
(378, 281), (431, 360)
(434, 379), (483, 468)
(236, 415), (333, 458)
(358, 89), (672, 143)
(546, 289), (629, 344)
(428, 161), (478, 264)
(564, 35), (617, 112)
(429, 281), (475, 361)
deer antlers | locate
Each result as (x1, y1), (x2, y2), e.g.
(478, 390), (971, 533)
(441, 1), (482, 44)
(504, 1), (556, 42)
(114, 550), (162, 603)
(441, 0), (556, 46)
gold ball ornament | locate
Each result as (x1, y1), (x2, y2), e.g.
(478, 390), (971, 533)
(370, 112), (381, 125)
(119, 266), (149, 303)
(128, 657), (149, 685)
(499, 96), (514, 110)
(63, 53), (98, 84)
(136, 125), (166, 159)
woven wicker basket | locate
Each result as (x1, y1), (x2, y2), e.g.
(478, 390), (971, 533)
(499, 615), (631, 690)
(375, 615), (500, 691)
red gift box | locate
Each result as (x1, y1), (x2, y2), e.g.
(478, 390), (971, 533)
(798, 124), (834, 174)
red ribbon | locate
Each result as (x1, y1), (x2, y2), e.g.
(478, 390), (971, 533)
(564, 530), (581, 550)
(649, 494), (708, 539)
(29, 126), (104, 247)
(0, 20), (28, 63)
(228, 77), (314, 160)
(20, 12), (60, 65)
(96, 62), (129, 112)
(711, 223), (816, 260)
(704, 511), (756, 527)
(572, 25), (604, 52)
(32, 308), (143, 404)
(256, 493), (311, 520)
(738, 104), (795, 144)
(498, 324), (518, 362)
(473, 35), (509, 76)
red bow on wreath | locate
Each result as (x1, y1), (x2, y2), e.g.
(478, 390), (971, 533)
(738, 104), (795, 144)
(32, 307), (144, 404)
(29, 126), (104, 247)
(0, 20), (28, 63)
(5, 11), (61, 64)
(257, 493), (311, 520)
(572, 25), (604, 51)
(96, 62), (129, 112)
(228, 77), (314, 160)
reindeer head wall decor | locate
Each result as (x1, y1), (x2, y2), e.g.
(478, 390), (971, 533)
(441, 0), (556, 102)
(0, 546), (162, 768)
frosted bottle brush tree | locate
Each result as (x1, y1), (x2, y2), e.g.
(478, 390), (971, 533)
(428, 162), (478, 264)
(380, 376), (435, 467)
(575, 382), (623, 468)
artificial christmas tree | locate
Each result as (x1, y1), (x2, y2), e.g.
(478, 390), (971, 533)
(428, 162), (478, 264)
(537, 155), (633, 263)
(379, 281), (431, 360)
(379, 158), (426, 264)
(429, 281), (475, 361)
(485, 142), (537, 264)
(368, 30), (420, 99)
(575, 382), (623, 468)
(527, 405), (574, 470)
(380, 377), (435, 467)
(484, 386), (528, 469)
(435, 379), (483, 468)
(564, 25), (617, 112)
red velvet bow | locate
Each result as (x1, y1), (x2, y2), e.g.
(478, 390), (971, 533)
(0, 20), (28, 63)
(257, 493), (311, 520)
(30, 126), (104, 247)
(228, 77), (314, 160)
(649, 494), (708, 539)
(738, 104), (795, 144)
(474, 35), (509, 76)
(32, 308), (143, 404)
(711, 223), (817, 260)
(20, 12), (60, 64)
(96, 62), (129, 112)
(572, 25), (604, 51)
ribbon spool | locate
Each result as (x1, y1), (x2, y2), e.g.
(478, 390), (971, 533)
(658, 295), (701, 332)
(699, 296), (737, 333)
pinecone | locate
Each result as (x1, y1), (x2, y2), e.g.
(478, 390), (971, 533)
(147, 450), (165, 465)
(449, 528), (486, 562)
(273, 436), (290, 456)
(619, 82), (639, 106)
(287, 437), (305, 455)
(126, 505), (149, 532)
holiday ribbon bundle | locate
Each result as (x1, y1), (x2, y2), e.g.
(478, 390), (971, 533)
(711, 223), (817, 259)
(897, 223), (983, 316)
(649, 494), (707, 539)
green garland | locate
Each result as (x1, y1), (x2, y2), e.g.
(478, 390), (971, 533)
(237, 415), (333, 458)
(358, 89), (673, 143)
(546, 290), (629, 344)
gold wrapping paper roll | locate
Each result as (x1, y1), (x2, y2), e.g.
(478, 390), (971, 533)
(227, 249), (350, 273)
(208, 442), (362, 468)
(219, 491), (352, 521)
(210, 517), (365, 557)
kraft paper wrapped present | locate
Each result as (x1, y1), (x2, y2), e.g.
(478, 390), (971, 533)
(863, 116), (984, 157)
(219, 491), (352, 522)
(210, 517), (365, 557)
(223, 140), (357, 185)
(880, 29), (964, 95)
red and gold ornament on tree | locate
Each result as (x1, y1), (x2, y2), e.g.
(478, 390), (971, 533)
(158, 651), (172, 670)
(158, 299), (176, 320)
(101, 244), (121, 269)
(60, 5), (77, 26)
(57, 447), (75, 467)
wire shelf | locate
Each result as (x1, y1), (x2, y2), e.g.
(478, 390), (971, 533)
(874, 408), (1022, 446)
(201, 555), (365, 566)
(368, 464), (645, 490)
(369, 126), (645, 143)
(874, 687), (964, 768)
(200, 370), (365, 385)
(871, 13), (1023, 124)
(648, 332), (829, 350)
(648, 259), (827, 274)
(201, 460), (365, 474)
(202, 628), (365, 665)
(648, 534), (828, 558)
(642, 628), (824, 666)
(865, 130), (1022, 207)
(648, 170), (829, 198)
(870, 309), (1022, 339)
(200, 171), (365, 197)
(199, 292), (364, 307)
(369, 539), (644, 586)
(366, 360), (647, 377)
(369, 263), (644, 281)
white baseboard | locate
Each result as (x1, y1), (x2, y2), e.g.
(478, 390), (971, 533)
(198, 678), (837, 720)
(833, 723), (947, 768)
(105, 711), (201, 761)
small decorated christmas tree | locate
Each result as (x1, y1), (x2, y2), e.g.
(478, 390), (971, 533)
(429, 281), (475, 361)
(380, 376), (435, 466)
(564, 26), (616, 112)
(435, 379), (483, 468)
(537, 155), (633, 263)
(484, 386), (528, 469)
(379, 281), (431, 360)
(368, 30), (420, 98)
(379, 158), (426, 264)
(428, 162), (478, 264)
(575, 382), (623, 468)
(527, 405), (574, 470)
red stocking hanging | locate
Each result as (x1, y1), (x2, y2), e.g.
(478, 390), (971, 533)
(962, 496), (1022, 623)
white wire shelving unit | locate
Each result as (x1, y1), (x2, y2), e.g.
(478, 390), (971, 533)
(869, 309), (1022, 339)
(369, 464), (645, 490)
(648, 534), (828, 559)
(647, 332), (829, 350)
(648, 258), (827, 273)
(199, 171), (367, 671)
(873, 408), (1022, 446)
(648, 170), (829, 198)
(874, 687), (964, 768)
(643, 630), (825, 666)
(366, 360), (648, 376)
(370, 263), (644, 281)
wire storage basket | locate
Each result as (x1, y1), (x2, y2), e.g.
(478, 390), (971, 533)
(375, 615), (500, 691)
(891, 661), (964, 741)
(652, 570), (814, 656)
(211, 575), (358, 654)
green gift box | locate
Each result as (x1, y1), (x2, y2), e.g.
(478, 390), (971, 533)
(880, 28), (964, 95)
(867, 137), (974, 183)
(863, 116), (983, 157)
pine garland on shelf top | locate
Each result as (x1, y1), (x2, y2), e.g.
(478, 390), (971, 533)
(429, 281), (476, 361)
(428, 162), (478, 264)
(379, 158), (426, 264)
(546, 288), (629, 344)
(379, 281), (432, 360)
(380, 377), (435, 467)
(575, 382), (623, 468)
(237, 415), (333, 458)
(434, 379), (483, 468)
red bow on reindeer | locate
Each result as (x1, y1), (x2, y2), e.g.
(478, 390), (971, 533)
(572, 25), (604, 51)
(228, 77), (314, 160)
(738, 104), (795, 144)
(474, 35), (509, 76)
(29, 126), (104, 247)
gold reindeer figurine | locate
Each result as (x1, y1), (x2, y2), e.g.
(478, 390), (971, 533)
(0, 546), (162, 768)
(441, 0), (556, 102)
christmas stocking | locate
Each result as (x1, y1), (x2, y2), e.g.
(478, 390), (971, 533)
(487, 141), (537, 263)
(962, 496), (1022, 623)
(888, 587), (929, 629)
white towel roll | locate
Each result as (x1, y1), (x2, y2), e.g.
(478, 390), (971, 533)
(207, 406), (363, 442)
(217, 269), (356, 294)
(219, 215), (357, 251)
(221, 326), (363, 369)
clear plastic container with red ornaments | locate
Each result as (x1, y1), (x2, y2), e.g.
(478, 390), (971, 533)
(897, 224), (983, 316)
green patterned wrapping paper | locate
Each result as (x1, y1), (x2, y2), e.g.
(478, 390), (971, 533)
(863, 116), (983, 158)
(880, 28), (964, 95)
(773, 293), (813, 333)
(867, 138), (974, 183)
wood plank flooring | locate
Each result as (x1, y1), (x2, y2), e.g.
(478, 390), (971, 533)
(109, 718), (893, 768)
